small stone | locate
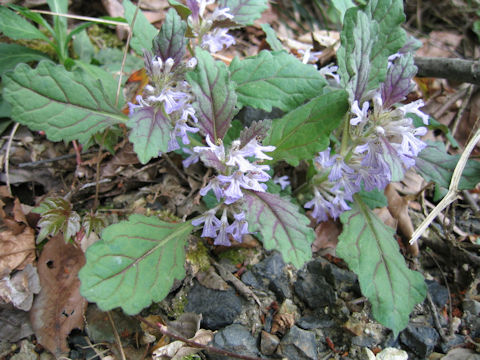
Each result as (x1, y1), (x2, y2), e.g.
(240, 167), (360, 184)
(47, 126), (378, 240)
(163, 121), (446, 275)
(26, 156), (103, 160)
(10, 340), (37, 360)
(463, 299), (480, 316)
(294, 269), (336, 308)
(185, 281), (245, 330)
(277, 325), (318, 360)
(439, 334), (466, 353)
(376, 347), (408, 360)
(207, 324), (259, 360)
(400, 324), (439, 358)
(426, 280), (449, 308)
(297, 311), (335, 330)
(260, 330), (280, 355)
(351, 335), (376, 347)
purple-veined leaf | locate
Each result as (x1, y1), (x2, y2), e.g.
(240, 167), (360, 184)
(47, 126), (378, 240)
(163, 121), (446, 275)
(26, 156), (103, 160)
(2, 61), (126, 144)
(337, 0), (406, 101)
(218, 0), (268, 25)
(337, 197), (426, 336)
(244, 191), (314, 268)
(186, 48), (237, 141)
(153, 8), (187, 67)
(381, 52), (417, 108)
(127, 106), (172, 164)
(79, 215), (192, 315)
(199, 150), (226, 173)
(239, 119), (272, 147)
(230, 50), (327, 112)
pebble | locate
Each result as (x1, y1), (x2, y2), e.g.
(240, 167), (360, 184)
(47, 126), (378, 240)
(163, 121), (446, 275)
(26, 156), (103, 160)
(276, 325), (318, 360)
(207, 323), (260, 360)
(260, 330), (280, 355)
(185, 281), (245, 330)
(399, 324), (439, 358)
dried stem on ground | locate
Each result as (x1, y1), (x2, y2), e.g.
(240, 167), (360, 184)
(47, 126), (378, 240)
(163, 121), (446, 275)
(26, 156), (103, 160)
(415, 57), (480, 85)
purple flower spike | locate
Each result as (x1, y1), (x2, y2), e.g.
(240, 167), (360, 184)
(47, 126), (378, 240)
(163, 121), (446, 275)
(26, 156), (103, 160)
(351, 100), (370, 126)
(226, 212), (249, 242)
(199, 177), (224, 201)
(202, 28), (236, 53)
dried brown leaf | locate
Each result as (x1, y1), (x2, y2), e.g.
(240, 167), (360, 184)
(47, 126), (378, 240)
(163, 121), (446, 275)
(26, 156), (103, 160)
(271, 312), (295, 335)
(0, 227), (35, 277)
(30, 234), (87, 358)
(312, 220), (341, 254)
(196, 267), (230, 291)
(152, 328), (214, 360)
(0, 264), (40, 311)
(385, 184), (419, 257)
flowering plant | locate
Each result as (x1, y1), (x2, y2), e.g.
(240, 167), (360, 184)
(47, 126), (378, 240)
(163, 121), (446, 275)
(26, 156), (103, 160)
(4, 0), (479, 337)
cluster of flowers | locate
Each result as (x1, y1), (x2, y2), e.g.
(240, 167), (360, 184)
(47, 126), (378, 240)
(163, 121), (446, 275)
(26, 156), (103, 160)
(128, 0), (237, 153)
(190, 135), (275, 245)
(186, 0), (236, 53)
(128, 51), (200, 153)
(306, 58), (430, 223)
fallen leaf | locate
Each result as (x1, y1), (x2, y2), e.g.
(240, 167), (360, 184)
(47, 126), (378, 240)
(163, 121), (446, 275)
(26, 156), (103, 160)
(152, 328), (214, 360)
(0, 304), (34, 342)
(385, 184), (419, 256)
(312, 220), (341, 254)
(196, 266), (230, 291)
(30, 234), (87, 358)
(0, 225), (35, 278)
(0, 264), (40, 311)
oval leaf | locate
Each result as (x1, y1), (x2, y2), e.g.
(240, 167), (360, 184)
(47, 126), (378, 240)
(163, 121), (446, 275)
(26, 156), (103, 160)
(337, 197), (426, 336)
(2, 61), (126, 144)
(79, 215), (193, 315)
(265, 90), (349, 166)
(218, 0), (268, 25)
(0, 5), (49, 41)
(230, 50), (327, 112)
(187, 48), (237, 141)
(244, 191), (314, 268)
(127, 106), (172, 164)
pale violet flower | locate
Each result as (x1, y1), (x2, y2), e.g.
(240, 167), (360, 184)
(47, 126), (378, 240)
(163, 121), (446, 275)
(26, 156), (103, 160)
(192, 209), (222, 238)
(193, 135), (226, 161)
(319, 64), (340, 84)
(273, 175), (290, 190)
(399, 99), (429, 125)
(199, 176), (224, 201)
(202, 28), (236, 53)
(226, 212), (249, 242)
(351, 100), (370, 125)
(181, 147), (200, 168)
(214, 209), (231, 246)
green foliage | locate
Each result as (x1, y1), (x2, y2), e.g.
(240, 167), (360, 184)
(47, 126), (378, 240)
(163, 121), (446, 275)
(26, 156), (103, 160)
(261, 24), (284, 51)
(153, 8), (187, 65)
(73, 29), (95, 63)
(0, 5), (50, 41)
(416, 141), (480, 200)
(265, 90), (349, 166)
(218, 0), (269, 25)
(79, 215), (193, 314)
(82, 212), (108, 237)
(32, 197), (81, 243)
(244, 191), (314, 268)
(230, 50), (327, 112)
(3, 61), (126, 144)
(126, 107), (172, 164)
(187, 48), (237, 141)
(357, 188), (388, 209)
(337, 0), (406, 101)
(0, 43), (50, 75)
(337, 197), (427, 336)
(123, 0), (158, 55)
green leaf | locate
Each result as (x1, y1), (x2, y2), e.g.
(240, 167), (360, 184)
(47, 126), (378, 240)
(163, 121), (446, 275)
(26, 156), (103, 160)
(230, 50), (327, 112)
(218, 0), (268, 25)
(32, 197), (81, 243)
(331, 0), (355, 23)
(47, 0), (68, 62)
(168, 0), (192, 20)
(0, 6), (49, 41)
(244, 191), (314, 268)
(0, 43), (50, 75)
(123, 0), (158, 55)
(337, 198), (426, 336)
(73, 29), (95, 63)
(260, 24), (284, 51)
(94, 48), (144, 77)
(187, 48), (237, 141)
(416, 141), (480, 192)
(153, 8), (187, 66)
(8, 5), (55, 36)
(79, 215), (192, 314)
(126, 107), (172, 164)
(337, 0), (406, 101)
(265, 90), (349, 166)
(358, 188), (387, 209)
(3, 61), (126, 144)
